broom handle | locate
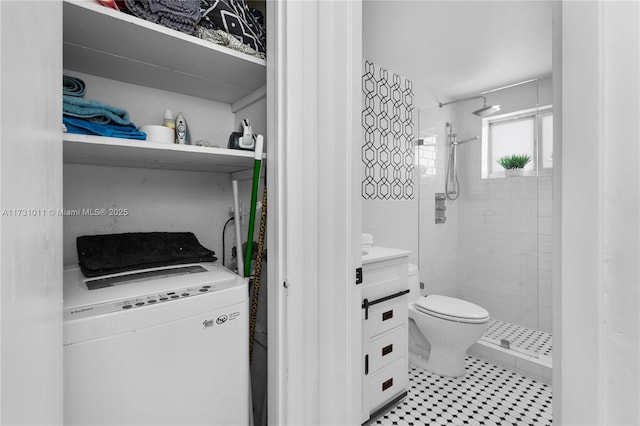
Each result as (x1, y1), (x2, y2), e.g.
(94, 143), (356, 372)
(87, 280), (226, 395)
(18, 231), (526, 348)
(232, 180), (244, 277)
(244, 135), (263, 277)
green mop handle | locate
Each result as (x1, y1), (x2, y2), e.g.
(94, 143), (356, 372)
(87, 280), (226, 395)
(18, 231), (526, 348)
(244, 135), (263, 277)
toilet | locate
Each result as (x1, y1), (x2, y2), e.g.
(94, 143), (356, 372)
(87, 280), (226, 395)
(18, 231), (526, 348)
(407, 264), (489, 377)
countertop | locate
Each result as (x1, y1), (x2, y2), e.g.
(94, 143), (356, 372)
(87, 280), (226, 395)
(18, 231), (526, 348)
(361, 246), (411, 265)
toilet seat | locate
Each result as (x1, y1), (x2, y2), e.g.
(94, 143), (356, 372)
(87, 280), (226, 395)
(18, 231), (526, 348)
(414, 295), (489, 324)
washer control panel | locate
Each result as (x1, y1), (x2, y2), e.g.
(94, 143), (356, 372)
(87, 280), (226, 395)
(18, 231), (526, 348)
(64, 283), (218, 321)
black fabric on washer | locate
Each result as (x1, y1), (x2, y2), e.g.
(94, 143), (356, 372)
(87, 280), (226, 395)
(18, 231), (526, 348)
(77, 232), (217, 277)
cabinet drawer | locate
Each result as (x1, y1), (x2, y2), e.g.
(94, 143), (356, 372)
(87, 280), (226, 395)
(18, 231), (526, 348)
(368, 326), (407, 374)
(363, 258), (408, 288)
(364, 295), (408, 337)
(367, 357), (408, 415)
(362, 276), (406, 302)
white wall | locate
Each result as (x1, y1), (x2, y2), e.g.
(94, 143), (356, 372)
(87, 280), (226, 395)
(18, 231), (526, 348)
(266, 1), (363, 423)
(1, 2), (63, 424)
(561, 2), (640, 424)
(63, 164), (237, 266)
(361, 199), (418, 265)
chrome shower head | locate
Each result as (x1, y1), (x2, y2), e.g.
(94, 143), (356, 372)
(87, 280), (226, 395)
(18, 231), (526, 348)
(472, 104), (501, 117)
(439, 96), (501, 117)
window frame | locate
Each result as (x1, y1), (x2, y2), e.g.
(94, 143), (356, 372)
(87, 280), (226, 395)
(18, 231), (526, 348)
(481, 105), (553, 178)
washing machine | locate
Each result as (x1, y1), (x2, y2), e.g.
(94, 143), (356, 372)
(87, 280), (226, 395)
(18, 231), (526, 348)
(63, 262), (249, 426)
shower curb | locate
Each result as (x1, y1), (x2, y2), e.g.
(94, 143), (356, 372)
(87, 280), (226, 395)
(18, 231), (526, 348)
(468, 341), (552, 385)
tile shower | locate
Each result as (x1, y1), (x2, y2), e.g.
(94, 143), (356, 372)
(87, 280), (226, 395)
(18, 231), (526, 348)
(417, 78), (553, 379)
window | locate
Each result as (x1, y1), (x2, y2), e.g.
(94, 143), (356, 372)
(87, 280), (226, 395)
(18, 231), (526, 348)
(481, 105), (553, 178)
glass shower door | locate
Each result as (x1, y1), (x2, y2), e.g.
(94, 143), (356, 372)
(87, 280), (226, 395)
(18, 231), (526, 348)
(417, 78), (551, 361)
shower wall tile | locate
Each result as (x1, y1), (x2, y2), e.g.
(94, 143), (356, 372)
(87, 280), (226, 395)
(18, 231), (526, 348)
(457, 172), (554, 334)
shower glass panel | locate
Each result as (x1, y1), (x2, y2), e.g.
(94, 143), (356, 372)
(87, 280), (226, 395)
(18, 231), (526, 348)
(417, 78), (552, 361)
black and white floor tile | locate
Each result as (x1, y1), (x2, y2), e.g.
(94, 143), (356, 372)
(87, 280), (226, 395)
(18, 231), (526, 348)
(482, 318), (553, 360)
(374, 357), (552, 426)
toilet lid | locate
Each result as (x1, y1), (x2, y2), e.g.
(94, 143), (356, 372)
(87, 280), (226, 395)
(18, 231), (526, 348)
(415, 295), (489, 321)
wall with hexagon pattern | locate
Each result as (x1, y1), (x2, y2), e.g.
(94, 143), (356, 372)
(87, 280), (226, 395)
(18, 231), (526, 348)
(361, 61), (415, 200)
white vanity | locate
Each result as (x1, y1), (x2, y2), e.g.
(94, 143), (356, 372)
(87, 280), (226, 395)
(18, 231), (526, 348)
(360, 247), (410, 424)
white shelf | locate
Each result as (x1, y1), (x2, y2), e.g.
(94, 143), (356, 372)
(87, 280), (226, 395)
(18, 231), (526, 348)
(63, 134), (258, 173)
(63, 0), (266, 104)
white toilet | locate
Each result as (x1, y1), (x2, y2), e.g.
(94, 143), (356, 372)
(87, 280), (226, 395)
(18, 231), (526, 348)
(407, 264), (489, 377)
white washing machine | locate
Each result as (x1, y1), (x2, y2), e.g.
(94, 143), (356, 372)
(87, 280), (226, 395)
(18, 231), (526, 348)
(63, 263), (249, 426)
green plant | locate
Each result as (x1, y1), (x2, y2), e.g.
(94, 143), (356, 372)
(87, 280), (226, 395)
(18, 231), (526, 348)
(497, 154), (531, 169)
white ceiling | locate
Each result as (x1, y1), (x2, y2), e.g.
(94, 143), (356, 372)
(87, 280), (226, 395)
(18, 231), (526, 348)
(363, 0), (553, 104)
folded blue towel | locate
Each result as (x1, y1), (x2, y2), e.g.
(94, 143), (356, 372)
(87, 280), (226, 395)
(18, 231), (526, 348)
(63, 95), (133, 126)
(63, 116), (147, 140)
(63, 75), (86, 97)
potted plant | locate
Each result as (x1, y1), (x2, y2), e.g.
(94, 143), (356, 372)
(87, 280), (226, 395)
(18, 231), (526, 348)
(497, 154), (531, 177)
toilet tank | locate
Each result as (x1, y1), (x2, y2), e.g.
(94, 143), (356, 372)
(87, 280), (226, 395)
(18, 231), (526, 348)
(408, 263), (420, 302)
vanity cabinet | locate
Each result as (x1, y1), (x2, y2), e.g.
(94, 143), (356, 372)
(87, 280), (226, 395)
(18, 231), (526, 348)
(360, 248), (410, 424)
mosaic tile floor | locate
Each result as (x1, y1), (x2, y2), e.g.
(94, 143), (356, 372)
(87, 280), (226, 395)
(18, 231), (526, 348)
(481, 318), (553, 361)
(374, 357), (552, 426)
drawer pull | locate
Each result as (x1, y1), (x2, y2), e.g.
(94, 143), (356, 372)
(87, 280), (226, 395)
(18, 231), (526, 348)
(362, 289), (410, 321)
(382, 310), (393, 321)
(382, 344), (393, 356)
(382, 378), (393, 391)
(365, 354), (369, 375)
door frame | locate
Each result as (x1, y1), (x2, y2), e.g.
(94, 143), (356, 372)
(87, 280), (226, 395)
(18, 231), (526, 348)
(267, 0), (363, 424)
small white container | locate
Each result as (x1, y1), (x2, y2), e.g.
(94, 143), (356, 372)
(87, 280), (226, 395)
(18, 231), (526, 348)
(141, 124), (175, 144)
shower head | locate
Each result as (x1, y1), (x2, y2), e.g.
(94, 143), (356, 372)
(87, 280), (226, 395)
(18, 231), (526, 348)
(439, 95), (501, 117)
(472, 103), (501, 117)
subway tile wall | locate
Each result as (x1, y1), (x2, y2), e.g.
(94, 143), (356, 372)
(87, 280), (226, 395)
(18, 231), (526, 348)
(457, 173), (553, 333)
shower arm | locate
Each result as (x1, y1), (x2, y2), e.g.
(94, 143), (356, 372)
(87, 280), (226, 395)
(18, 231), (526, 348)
(452, 135), (479, 145)
(439, 95), (487, 109)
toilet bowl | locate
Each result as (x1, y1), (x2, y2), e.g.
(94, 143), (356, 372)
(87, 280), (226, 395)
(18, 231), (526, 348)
(407, 264), (489, 377)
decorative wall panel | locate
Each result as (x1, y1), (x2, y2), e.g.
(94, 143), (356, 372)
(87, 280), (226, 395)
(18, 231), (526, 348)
(362, 61), (414, 200)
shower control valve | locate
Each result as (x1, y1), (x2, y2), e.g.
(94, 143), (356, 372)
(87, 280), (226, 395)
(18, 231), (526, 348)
(435, 192), (447, 225)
